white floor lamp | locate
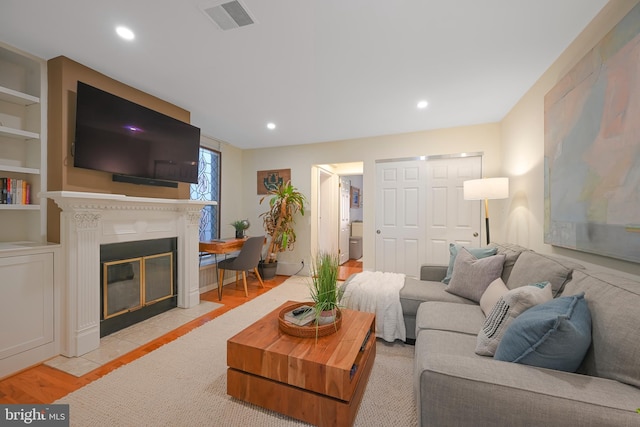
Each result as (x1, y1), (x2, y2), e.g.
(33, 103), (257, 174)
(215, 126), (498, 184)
(463, 177), (509, 245)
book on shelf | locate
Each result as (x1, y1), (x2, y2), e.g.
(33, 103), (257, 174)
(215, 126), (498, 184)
(284, 305), (315, 326)
(0, 178), (30, 205)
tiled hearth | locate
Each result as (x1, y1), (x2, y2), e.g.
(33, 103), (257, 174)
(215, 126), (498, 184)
(45, 300), (221, 376)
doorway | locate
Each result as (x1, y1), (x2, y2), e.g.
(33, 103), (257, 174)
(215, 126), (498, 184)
(312, 162), (364, 273)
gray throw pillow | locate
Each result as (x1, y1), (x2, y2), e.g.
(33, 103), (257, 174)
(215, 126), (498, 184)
(442, 244), (498, 284)
(445, 248), (505, 302)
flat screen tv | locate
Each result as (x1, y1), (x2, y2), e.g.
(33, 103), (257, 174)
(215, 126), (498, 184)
(73, 81), (200, 188)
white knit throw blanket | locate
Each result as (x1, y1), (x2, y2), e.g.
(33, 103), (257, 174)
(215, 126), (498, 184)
(341, 271), (406, 342)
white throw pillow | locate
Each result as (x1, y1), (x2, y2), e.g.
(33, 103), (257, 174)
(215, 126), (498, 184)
(480, 278), (509, 316)
(475, 281), (553, 357)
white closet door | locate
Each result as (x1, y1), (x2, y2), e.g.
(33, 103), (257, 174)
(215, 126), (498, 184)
(375, 155), (482, 277)
(375, 159), (426, 277)
(425, 156), (482, 266)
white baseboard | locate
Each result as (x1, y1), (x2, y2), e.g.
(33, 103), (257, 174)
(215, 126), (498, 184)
(277, 261), (308, 276)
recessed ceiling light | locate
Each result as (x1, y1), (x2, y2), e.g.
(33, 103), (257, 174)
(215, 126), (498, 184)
(266, 122), (276, 130)
(417, 100), (428, 109)
(116, 26), (135, 41)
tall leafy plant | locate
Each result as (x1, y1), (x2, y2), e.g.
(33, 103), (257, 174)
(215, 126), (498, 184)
(259, 181), (306, 264)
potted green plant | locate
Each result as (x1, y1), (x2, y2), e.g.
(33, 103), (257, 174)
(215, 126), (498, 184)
(258, 181), (306, 279)
(231, 219), (250, 239)
(309, 251), (343, 325)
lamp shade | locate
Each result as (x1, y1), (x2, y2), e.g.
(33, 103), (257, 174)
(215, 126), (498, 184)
(463, 177), (509, 200)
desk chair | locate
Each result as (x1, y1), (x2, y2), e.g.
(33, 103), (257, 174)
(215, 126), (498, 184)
(217, 235), (265, 297)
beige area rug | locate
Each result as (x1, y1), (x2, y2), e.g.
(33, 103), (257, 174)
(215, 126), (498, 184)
(56, 276), (417, 426)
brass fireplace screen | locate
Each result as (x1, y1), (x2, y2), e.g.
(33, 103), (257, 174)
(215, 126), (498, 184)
(103, 252), (174, 319)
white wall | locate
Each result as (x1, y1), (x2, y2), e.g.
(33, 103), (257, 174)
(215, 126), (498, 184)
(500, 0), (640, 277)
(239, 123), (501, 273)
(217, 3), (640, 279)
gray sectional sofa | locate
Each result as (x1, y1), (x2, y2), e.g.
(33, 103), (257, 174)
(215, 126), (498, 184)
(399, 242), (640, 427)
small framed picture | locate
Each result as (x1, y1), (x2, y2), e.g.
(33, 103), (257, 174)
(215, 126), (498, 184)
(257, 169), (291, 194)
(350, 186), (360, 208)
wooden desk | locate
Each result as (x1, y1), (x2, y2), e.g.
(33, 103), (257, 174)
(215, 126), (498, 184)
(199, 237), (248, 255)
(199, 238), (249, 300)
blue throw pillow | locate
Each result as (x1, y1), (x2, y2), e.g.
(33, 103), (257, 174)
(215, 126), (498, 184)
(442, 244), (497, 284)
(494, 292), (592, 372)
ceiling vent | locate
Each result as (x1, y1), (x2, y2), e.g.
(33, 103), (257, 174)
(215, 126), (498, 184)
(202, 0), (256, 31)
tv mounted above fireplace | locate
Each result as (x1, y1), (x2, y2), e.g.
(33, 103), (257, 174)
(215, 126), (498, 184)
(73, 81), (201, 188)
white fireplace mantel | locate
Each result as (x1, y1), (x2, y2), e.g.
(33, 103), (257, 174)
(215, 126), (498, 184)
(42, 191), (214, 357)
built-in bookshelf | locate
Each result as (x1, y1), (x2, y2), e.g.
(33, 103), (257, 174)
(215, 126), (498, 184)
(0, 42), (58, 380)
(0, 41), (47, 244)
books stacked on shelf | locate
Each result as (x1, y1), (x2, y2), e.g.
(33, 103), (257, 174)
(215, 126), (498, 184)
(284, 305), (315, 326)
(1, 178), (31, 205)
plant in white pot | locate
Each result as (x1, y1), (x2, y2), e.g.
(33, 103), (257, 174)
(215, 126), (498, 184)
(309, 251), (343, 325)
(259, 181), (306, 279)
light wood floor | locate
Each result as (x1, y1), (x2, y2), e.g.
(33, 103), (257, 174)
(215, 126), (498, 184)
(0, 261), (363, 404)
(338, 258), (363, 281)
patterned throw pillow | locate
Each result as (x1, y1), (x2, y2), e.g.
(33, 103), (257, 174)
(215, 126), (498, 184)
(475, 281), (552, 357)
(445, 248), (505, 302)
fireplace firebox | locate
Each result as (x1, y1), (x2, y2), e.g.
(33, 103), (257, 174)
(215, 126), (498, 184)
(100, 238), (178, 337)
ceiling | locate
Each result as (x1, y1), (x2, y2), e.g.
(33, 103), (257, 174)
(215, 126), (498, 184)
(0, 0), (609, 149)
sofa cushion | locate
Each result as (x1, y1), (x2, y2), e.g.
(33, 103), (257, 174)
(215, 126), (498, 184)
(476, 281), (553, 356)
(400, 278), (475, 317)
(488, 242), (528, 283)
(415, 301), (485, 337)
(415, 329), (640, 427)
(420, 264), (448, 282)
(442, 244), (497, 284)
(562, 270), (640, 388)
(495, 293), (592, 373)
(479, 277), (509, 315)
(506, 251), (578, 296)
(446, 248), (505, 302)
(401, 278), (477, 341)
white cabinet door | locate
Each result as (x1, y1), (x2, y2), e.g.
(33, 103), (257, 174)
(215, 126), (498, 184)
(0, 252), (54, 360)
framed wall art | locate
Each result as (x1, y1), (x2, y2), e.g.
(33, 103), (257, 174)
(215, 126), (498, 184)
(350, 186), (361, 208)
(544, 3), (640, 262)
(257, 169), (291, 195)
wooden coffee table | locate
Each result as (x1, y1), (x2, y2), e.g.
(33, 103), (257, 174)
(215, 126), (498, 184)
(227, 301), (376, 427)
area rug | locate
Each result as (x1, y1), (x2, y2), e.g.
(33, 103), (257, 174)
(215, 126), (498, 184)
(56, 276), (417, 426)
